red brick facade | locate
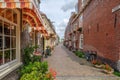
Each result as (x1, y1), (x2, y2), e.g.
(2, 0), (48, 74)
(64, 0), (120, 71)
(83, 0), (120, 70)
(64, 12), (82, 51)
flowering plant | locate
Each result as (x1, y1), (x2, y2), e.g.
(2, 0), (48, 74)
(91, 60), (102, 65)
(102, 64), (114, 74)
(104, 64), (113, 71)
(33, 51), (41, 56)
(46, 68), (57, 80)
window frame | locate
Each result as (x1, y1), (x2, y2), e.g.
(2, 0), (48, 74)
(0, 10), (17, 67)
(79, 34), (83, 49)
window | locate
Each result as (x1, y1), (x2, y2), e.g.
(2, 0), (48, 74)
(79, 34), (83, 49)
(0, 51), (3, 65)
(0, 20), (16, 65)
(4, 23), (10, 49)
(0, 36), (2, 50)
(4, 50), (10, 63)
(12, 49), (16, 60)
(80, 15), (83, 21)
(4, 22), (10, 35)
(0, 21), (2, 34)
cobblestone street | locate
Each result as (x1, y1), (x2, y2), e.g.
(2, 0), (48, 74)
(45, 44), (120, 80)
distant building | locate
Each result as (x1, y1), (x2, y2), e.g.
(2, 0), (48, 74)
(64, 11), (82, 51)
(41, 12), (58, 49)
(64, 1), (83, 51)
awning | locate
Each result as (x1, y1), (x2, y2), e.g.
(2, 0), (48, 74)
(22, 8), (42, 27)
(0, 0), (48, 36)
(0, 0), (33, 9)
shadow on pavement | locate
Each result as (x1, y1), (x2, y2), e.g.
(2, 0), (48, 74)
(60, 44), (92, 67)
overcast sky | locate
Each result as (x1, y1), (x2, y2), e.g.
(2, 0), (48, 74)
(40, 0), (78, 39)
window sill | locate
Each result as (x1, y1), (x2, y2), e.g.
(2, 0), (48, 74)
(0, 60), (22, 79)
(112, 5), (120, 12)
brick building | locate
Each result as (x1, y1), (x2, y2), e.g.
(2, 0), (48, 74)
(64, 12), (77, 51)
(82, 0), (120, 71)
(65, 0), (120, 71)
(64, 1), (83, 51)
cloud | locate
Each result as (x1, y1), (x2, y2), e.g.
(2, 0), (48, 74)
(61, 0), (77, 12)
(56, 18), (68, 38)
(63, 19), (69, 23)
(57, 19), (68, 30)
(40, 0), (77, 39)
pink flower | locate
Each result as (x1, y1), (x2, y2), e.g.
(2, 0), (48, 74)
(50, 68), (57, 79)
(33, 51), (41, 56)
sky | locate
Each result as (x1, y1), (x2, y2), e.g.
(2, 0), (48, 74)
(40, 0), (78, 39)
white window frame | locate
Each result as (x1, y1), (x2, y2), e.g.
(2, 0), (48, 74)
(0, 9), (20, 69)
(0, 9), (22, 80)
(0, 18), (17, 67)
(79, 34), (83, 49)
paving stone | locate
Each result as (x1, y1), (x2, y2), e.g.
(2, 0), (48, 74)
(45, 44), (120, 80)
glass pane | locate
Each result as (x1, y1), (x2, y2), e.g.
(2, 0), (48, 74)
(0, 51), (3, 65)
(4, 22), (10, 35)
(11, 49), (16, 60)
(0, 36), (2, 50)
(4, 36), (10, 49)
(0, 20), (2, 34)
(11, 37), (16, 48)
(11, 25), (16, 36)
(4, 50), (10, 63)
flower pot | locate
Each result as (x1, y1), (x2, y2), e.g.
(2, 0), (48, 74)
(103, 69), (114, 74)
(94, 65), (103, 68)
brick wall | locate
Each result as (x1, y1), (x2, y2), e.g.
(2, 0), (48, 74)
(83, 0), (120, 62)
(115, 10), (120, 60)
(78, 0), (82, 13)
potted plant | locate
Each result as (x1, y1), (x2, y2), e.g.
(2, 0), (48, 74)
(103, 64), (114, 74)
(46, 68), (57, 80)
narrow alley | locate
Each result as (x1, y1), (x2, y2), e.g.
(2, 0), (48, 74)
(1, 0), (120, 80)
(45, 44), (119, 80)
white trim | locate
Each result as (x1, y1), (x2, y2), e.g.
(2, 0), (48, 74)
(0, 62), (22, 80)
(79, 34), (83, 49)
(0, 16), (17, 26)
(16, 3), (20, 8)
(0, 59), (17, 72)
(112, 5), (120, 12)
(0, 9), (21, 79)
